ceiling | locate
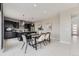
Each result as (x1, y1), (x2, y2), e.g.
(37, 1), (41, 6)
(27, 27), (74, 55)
(3, 3), (79, 22)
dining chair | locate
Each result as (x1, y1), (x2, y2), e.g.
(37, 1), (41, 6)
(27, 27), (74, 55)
(44, 32), (50, 43)
(37, 33), (45, 42)
(31, 33), (45, 50)
(21, 34), (28, 53)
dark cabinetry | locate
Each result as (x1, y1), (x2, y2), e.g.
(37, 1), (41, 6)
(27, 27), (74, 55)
(4, 20), (19, 28)
(4, 32), (17, 39)
(4, 17), (35, 39)
(4, 20), (19, 39)
(24, 23), (34, 31)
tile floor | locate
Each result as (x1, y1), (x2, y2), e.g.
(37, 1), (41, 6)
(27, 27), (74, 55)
(0, 36), (79, 56)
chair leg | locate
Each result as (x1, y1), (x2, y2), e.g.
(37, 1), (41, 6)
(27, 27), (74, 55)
(21, 42), (25, 49)
(39, 43), (42, 48)
(25, 44), (27, 53)
(34, 43), (37, 50)
(43, 41), (47, 46)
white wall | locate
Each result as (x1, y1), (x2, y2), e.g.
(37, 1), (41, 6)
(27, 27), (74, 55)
(59, 11), (71, 44)
(35, 9), (72, 44)
(59, 7), (79, 44)
(35, 15), (60, 41)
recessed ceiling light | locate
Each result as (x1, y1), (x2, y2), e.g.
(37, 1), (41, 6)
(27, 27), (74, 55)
(33, 4), (37, 7)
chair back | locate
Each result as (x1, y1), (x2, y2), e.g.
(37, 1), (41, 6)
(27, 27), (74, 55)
(22, 35), (27, 43)
(45, 33), (50, 40)
(38, 34), (45, 41)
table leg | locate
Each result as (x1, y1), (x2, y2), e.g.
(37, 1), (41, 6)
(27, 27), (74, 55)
(35, 38), (37, 50)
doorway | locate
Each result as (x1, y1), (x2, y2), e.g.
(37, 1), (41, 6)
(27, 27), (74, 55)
(71, 15), (79, 43)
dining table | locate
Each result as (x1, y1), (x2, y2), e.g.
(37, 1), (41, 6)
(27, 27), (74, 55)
(30, 34), (40, 50)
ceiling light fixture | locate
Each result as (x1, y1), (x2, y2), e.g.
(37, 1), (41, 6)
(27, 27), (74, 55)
(33, 4), (37, 7)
